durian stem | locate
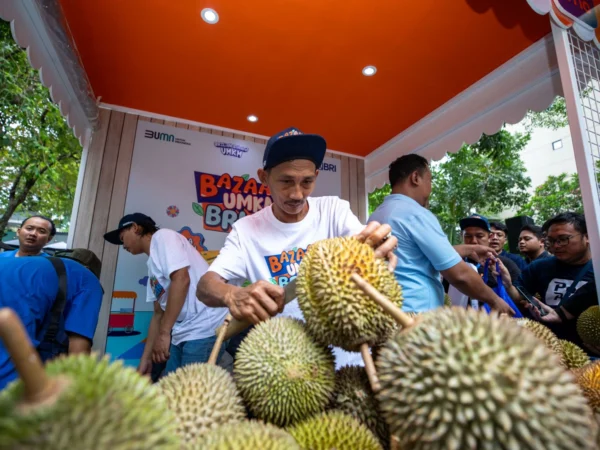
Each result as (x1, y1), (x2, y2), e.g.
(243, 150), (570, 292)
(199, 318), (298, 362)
(360, 343), (380, 392)
(0, 308), (52, 402)
(350, 273), (414, 328)
(208, 314), (232, 365)
(390, 434), (400, 450)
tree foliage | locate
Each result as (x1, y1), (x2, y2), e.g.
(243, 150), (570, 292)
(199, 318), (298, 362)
(0, 19), (81, 237)
(518, 174), (583, 224)
(368, 130), (532, 244)
(522, 96), (569, 131)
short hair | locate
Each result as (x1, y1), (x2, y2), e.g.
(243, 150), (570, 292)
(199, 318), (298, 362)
(388, 154), (429, 187)
(542, 212), (587, 235)
(490, 222), (508, 234)
(20, 215), (56, 237)
(520, 224), (543, 240)
(132, 217), (160, 236)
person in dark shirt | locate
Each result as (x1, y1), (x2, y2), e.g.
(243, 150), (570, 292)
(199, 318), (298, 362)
(459, 215), (521, 289)
(489, 221), (527, 271)
(497, 212), (597, 355)
(518, 224), (550, 264)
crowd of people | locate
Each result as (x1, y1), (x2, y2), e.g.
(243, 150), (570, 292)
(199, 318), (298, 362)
(0, 127), (597, 390)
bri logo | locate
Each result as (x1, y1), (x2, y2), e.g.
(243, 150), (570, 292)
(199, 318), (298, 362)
(319, 162), (337, 172)
(144, 129), (191, 146)
(214, 142), (250, 158)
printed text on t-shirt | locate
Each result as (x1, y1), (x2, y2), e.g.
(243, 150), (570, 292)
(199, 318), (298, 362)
(264, 246), (311, 286)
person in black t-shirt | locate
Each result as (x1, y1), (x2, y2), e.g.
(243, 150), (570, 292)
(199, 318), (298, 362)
(496, 212), (598, 355)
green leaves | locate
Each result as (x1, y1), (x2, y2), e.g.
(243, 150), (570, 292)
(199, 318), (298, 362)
(241, 174), (250, 181)
(192, 202), (204, 216)
(518, 173), (583, 223)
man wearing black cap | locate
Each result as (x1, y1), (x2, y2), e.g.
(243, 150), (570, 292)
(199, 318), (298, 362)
(197, 127), (398, 368)
(104, 213), (229, 377)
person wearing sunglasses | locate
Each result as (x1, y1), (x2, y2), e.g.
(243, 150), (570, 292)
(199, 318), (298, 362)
(494, 212), (597, 355)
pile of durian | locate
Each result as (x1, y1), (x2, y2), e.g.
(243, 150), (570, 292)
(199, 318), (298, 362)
(0, 237), (599, 450)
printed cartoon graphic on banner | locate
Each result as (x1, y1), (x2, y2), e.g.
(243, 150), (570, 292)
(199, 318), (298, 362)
(106, 122), (341, 368)
(192, 171), (273, 233)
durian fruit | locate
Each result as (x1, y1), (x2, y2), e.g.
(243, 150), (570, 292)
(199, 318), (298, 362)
(577, 360), (600, 413)
(288, 411), (382, 450)
(516, 318), (563, 356)
(577, 305), (600, 347)
(234, 317), (335, 427)
(331, 365), (389, 448)
(377, 308), (596, 449)
(559, 339), (590, 370)
(297, 237), (403, 351)
(195, 420), (300, 450)
(157, 363), (245, 445)
(0, 354), (180, 449)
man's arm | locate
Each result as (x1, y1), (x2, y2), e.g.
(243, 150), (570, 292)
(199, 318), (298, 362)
(139, 301), (163, 375)
(197, 271), (284, 324)
(453, 244), (497, 262)
(441, 261), (515, 315)
(67, 333), (92, 354)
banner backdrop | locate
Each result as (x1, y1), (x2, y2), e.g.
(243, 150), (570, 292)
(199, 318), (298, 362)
(105, 122), (342, 366)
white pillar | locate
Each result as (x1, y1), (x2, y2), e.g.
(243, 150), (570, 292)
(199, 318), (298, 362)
(552, 22), (600, 305)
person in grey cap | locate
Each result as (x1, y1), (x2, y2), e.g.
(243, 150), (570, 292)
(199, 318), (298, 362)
(104, 213), (229, 377)
(197, 126), (398, 368)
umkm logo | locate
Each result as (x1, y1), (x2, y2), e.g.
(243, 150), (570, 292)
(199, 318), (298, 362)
(214, 142), (249, 159)
(145, 130), (174, 142)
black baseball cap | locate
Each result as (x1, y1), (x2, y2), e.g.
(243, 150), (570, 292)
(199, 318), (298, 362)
(262, 127), (326, 170)
(104, 213), (155, 245)
(459, 214), (491, 232)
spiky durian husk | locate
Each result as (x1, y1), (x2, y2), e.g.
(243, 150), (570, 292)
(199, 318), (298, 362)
(331, 365), (389, 448)
(234, 317), (335, 427)
(577, 306), (600, 347)
(297, 237), (403, 351)
(157, 363), (245, 446)
(577, 360), (600, 413)
(195, 420), (300, 450)
(0, 354), (180, 450)
(444, 294), (452, 307)
(288, 411), (382, 450)
(559, 339), (590, 370)
(516, 318), (563, 356)
(377, 308), (596, 450)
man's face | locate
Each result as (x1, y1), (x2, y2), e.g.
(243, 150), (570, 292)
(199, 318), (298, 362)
(17, 217), (53, 252)
(119, 224), (144, 255)
(545, 222), (589, 264)
(489, 226), (507, 252)
(462, 226), (490, 247)
(519, 230), (543, 254)
(259, 159), (318, 216)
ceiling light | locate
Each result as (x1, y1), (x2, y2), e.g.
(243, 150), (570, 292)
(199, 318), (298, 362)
(201, 8), (219, 24)
(362, 65), (377, 76)
(247, 115), (258, 122)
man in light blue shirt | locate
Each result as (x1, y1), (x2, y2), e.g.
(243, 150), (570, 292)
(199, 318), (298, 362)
(369, 154), (514, 315)
(0, 215), (55, 258)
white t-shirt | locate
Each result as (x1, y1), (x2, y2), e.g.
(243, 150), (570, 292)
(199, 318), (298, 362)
(209, 196), (365, 368)
(147, 229), (229, 345)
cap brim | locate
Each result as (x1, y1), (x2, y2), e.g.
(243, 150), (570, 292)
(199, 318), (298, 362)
(460, 218), (490, 232)
(103, 228), (124, 245)
(266, 134), (326, 169)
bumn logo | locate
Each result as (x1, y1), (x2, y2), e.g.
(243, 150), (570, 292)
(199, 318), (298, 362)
(144, 129), (191, 146)
(145, 130), (174, 142)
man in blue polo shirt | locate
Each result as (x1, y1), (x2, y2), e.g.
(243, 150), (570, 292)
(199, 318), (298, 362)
(0, 215), (55, 258)
(0, 251), (103, 390)
(369, 154), (514, 315)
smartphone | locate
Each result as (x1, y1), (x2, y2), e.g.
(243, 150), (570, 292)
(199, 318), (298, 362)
(516, 286), (548, 317)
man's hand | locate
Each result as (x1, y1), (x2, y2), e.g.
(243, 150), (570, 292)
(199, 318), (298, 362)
(487, 296), (516, 316)
(225, 280), (285, 324)
(489, 258), (512, 289)
(152, 330), (171, 364)
(138, 357), (152, 376)
(467, 245), (497, 263)
(355, 221), (398, 271)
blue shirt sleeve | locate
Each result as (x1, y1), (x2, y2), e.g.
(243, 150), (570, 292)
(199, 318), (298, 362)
(63, 267), (103, 340)
(404, 212), (462, 272)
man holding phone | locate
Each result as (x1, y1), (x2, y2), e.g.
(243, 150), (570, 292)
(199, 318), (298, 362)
(495, 212), (597, 354)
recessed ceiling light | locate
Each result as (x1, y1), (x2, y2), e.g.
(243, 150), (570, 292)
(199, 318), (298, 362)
(201, 8), (219, 24)
(362, 65), (377, 76)
(247, 115), (258, 123)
